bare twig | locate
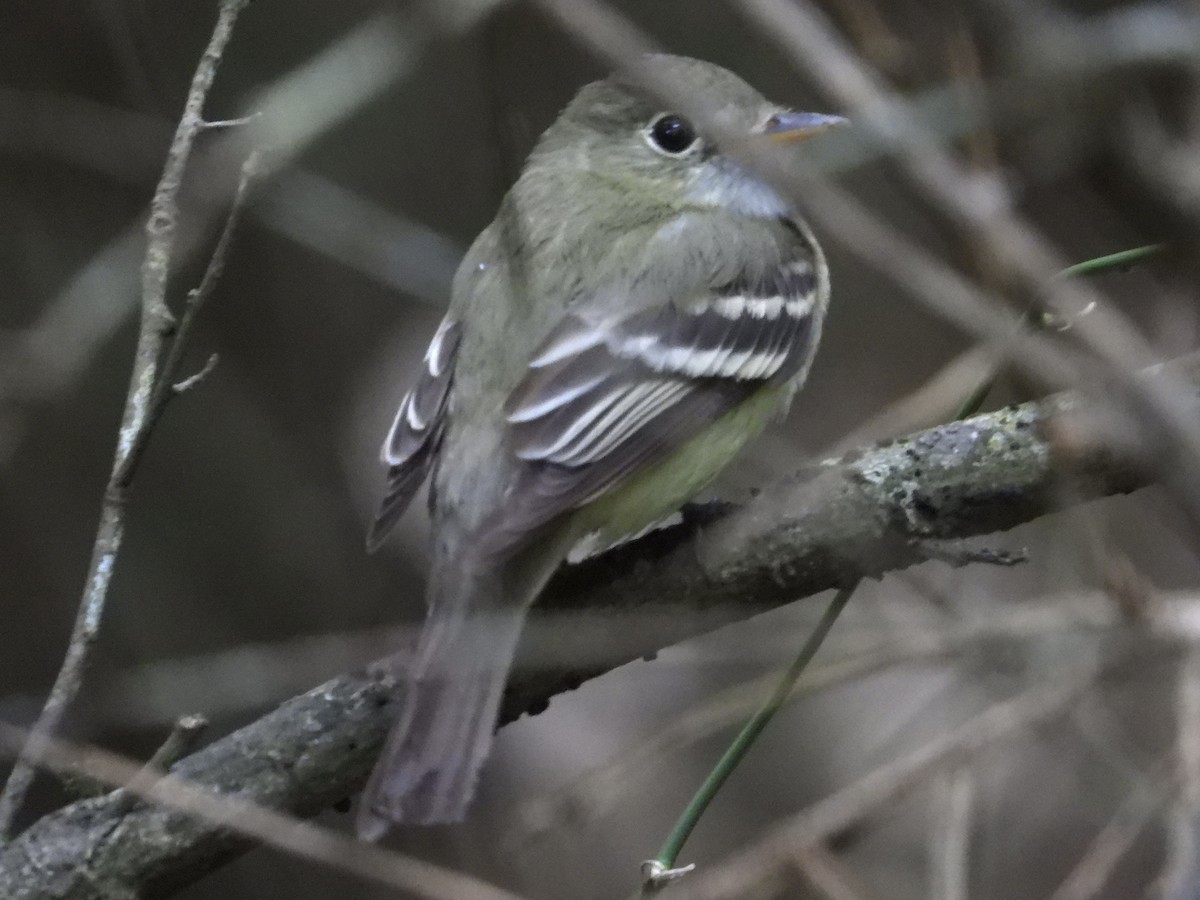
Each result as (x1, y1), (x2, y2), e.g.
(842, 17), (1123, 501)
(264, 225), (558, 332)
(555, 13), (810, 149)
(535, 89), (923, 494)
(198, 112), (262, 130)
(139, 1), (246, 333)
(112, 149), (262, 487)
(0, 17), (437, 470)
(110, 714), (209, 817)
(1162, 650), (1200, 899)
(929, 768), (975, 900)
(0, 0), (251, 842)
(172, 352), (220, 394)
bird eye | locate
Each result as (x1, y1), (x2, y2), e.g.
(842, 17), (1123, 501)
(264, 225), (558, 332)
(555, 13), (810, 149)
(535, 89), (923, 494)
(648, 114), (698, 155)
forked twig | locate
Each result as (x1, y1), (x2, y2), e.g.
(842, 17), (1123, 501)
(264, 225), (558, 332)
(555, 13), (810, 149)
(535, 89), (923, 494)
(113, 149), (261, 487)
(0, 0), (253, 841)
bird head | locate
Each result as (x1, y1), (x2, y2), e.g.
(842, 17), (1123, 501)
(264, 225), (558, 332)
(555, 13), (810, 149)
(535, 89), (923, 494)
(528, 54), (846, 220)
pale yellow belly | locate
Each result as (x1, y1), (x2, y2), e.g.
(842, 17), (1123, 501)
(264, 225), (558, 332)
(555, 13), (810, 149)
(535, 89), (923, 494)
(566, 385), (789, 547)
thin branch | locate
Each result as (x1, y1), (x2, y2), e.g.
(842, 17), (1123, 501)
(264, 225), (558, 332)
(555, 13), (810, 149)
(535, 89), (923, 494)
(198, 112), (262, 130)
(929, 768), (975, 900)
(139, 0), (248, 334)
(0, 355), (1183, 899)
(112, 149), (261, 488)
(0, 0), (251, 842)
(110, 714), (209, 817)
(172, 352), (220, 394)
(0, 14), (425, 468)
(1161, 649), (1200, 899)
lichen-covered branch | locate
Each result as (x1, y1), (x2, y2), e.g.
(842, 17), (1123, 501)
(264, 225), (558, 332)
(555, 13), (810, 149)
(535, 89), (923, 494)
(0, 356), (1190, 899)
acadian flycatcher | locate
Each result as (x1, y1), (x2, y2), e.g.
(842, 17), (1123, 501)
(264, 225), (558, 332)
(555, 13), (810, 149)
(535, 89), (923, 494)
(362, 54), (844, 835)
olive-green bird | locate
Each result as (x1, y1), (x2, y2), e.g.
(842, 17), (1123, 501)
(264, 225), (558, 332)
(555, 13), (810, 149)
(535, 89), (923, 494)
(362, 54), (844, 836)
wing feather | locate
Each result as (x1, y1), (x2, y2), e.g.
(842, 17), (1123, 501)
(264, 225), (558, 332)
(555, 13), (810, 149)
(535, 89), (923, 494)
(488, 249), (823, 553)
(368, 317), (462, 551)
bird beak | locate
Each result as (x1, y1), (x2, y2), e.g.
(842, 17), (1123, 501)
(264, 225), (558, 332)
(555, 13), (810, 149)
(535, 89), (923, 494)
(763, 111), (849, 143)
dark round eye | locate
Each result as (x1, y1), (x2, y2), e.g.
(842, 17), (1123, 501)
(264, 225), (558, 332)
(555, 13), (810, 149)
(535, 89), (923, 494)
(649, 114), (697, 154)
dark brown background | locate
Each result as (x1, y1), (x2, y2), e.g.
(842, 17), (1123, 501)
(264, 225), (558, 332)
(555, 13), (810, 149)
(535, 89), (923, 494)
(2, 1), (1197, 897)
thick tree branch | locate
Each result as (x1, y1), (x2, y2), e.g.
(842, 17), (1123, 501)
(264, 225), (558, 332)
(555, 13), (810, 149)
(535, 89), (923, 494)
(0, 356), (1191, 899)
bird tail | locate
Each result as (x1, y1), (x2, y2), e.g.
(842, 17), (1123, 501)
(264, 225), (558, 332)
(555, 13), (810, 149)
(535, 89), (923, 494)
(356, 542), (549, 836)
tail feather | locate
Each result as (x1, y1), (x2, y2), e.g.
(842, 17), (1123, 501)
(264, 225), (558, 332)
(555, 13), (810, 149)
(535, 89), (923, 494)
(357, 561), (527, 835)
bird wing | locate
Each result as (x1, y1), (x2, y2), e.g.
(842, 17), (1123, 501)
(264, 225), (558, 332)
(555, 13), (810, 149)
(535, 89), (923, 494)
(487, 254), (822, 553)
(367, 316), (462, 551)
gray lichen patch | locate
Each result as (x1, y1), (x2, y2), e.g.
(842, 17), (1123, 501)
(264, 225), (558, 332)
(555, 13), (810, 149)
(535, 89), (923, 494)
(849, 403), (1057, 542)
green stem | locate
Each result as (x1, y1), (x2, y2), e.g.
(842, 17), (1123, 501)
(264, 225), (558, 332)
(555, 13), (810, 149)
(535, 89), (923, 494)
(651, 583), (857, 876)
(956, 244), (1164, 420)
(1056, 244), (1163, 279)
(953, 371), (1003, 422)
(643, 243), (1163, 890)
